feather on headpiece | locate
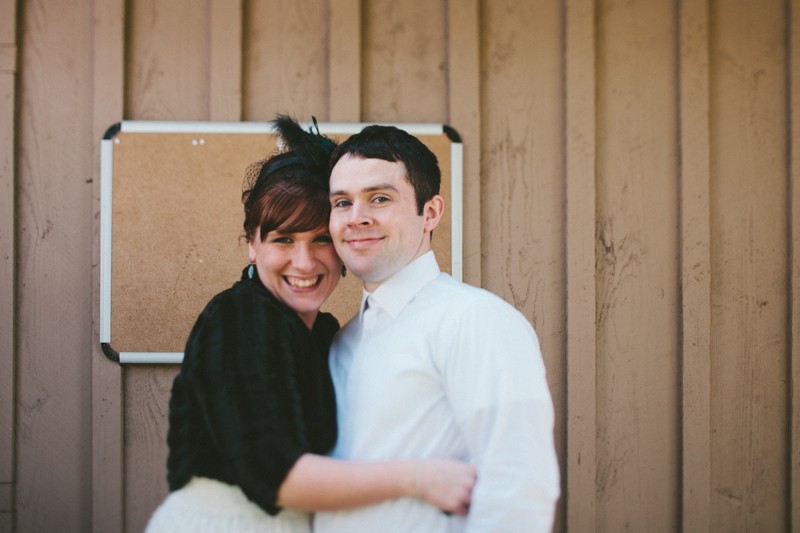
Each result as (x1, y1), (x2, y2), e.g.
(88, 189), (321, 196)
(270, 115), (336, 171)
(242, 114), (337, 208)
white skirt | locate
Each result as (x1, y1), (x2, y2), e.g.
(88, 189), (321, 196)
(145, 477), (312, 533)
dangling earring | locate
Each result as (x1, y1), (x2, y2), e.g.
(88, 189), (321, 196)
(341, 265), (347, 278)
(248, 264), (255, 279)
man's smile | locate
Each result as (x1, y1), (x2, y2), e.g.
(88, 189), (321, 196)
(344, 235), (385, 249)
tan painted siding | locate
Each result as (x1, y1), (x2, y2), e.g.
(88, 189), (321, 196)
(709, 1), (789, 529)
(4, 0), (797, 531)
(0, 0), (17, 530)
(595, 1), (680, 530)
(15, 0), (95, 531)
(242, 0), (329, 120)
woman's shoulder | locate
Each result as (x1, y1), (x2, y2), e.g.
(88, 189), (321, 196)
(182, 280), (294, 369)
(186, 278), (295, 349)
(202, 277), (282, 315)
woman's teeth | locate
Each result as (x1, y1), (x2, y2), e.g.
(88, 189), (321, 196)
(287, 276), (319, 288)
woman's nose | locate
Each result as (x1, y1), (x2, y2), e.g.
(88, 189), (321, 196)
(292, 244), (316, 270)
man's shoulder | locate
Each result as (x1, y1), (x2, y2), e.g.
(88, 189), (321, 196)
(427, 274), (520, 314)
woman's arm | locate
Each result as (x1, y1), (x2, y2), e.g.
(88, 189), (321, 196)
(277, 454), (476, 515)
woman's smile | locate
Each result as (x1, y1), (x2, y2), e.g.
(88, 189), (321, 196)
(249, 227), (342, 328)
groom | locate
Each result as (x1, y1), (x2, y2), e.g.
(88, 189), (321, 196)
(315, 124), (560, 532)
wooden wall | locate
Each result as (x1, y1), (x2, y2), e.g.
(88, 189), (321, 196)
(0, 0), (16, 529)
(2, 0), (797, 531)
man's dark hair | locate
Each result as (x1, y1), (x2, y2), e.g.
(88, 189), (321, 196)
(329, 125), (441, 214)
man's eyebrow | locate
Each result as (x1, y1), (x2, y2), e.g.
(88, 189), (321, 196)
(329, 183), (399, 198)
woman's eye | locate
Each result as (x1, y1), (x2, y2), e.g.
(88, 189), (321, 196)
(315, 235), (333, 244)
(272, 237), (293, 244)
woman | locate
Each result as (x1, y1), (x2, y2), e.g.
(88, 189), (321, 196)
(145, 116), (476, 532)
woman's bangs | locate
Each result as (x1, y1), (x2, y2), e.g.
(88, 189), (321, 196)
(277, 194), (330, 234)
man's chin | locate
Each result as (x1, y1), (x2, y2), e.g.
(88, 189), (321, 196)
(347, 265), (386, 286)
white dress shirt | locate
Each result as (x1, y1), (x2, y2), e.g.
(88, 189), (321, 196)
(314, 251), (559, 532)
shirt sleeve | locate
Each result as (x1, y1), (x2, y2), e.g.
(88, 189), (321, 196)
(439, 293), (560, 532)
(178, 292), (310, 515)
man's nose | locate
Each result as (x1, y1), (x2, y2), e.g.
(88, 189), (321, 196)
(348, 203), (372, 227)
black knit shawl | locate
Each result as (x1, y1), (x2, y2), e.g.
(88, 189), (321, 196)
(165, 266), (339, 515)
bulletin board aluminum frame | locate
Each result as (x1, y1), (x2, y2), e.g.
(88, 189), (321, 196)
(99, 121), (463, 364)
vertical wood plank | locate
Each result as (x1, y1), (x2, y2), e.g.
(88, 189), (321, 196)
(329, 0), (361, 121)
(0, 0), (17, 529)
(17, 1), (96, 530)
(0, 0), (15, 43)
(126, 0), (210, 119)
(446, 0), (481, 286)
(709, 1), (788, 530)
(480, 0), (564, 318)
(92, 0), (125, 531)
(0, 76), (14, 532)
(209, 0), (243, 120)
(565, 0), (597, 530)
(595, 0), (679, 529)
(679, 0), (712, 531)
(242, 0), (329, 121)
(791, 0), (800, 528)
(361, 0), (446, 122)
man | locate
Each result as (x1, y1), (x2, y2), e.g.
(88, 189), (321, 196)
(314, 125), (560, 532)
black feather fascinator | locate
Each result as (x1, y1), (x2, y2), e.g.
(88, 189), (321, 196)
(271, 114), (336, 172)
(242, 115), (337, 209)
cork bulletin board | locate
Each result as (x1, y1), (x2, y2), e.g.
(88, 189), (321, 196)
(99, 121), (463, 364)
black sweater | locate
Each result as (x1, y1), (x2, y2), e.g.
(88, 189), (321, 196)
(166, 267), (339, 515)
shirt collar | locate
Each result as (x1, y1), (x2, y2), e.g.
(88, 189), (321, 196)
(360, 251), (440, 319)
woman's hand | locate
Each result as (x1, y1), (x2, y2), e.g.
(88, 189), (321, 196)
(414, 459), (477, 516)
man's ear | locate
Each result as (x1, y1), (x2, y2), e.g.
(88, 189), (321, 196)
(423, 195), (445, 234)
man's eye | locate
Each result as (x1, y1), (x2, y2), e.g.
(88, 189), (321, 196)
(373, 195), (390, 204)
(333, 199), (351, 208)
